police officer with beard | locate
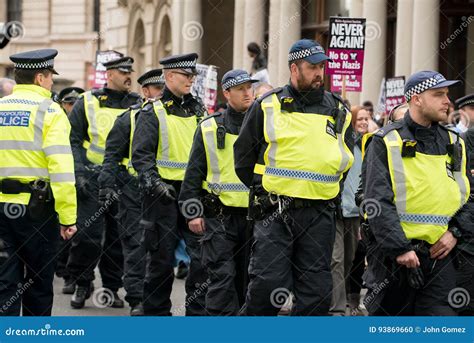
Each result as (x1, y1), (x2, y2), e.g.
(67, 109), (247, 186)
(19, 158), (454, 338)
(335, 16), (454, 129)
(67, 56), (141, 309)
(180, 69), (257, 315)
(98, 69), (165, 316)
(132, 53), (207, 316)
(234, 39), (354, 315)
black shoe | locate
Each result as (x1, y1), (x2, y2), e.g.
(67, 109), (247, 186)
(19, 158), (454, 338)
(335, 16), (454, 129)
(130, 303), (144, 316)
(176, 261), (188, 279)
(71, 286), (91, 309)
(109, 291), (125, 308)
(62, 279), (76, 295)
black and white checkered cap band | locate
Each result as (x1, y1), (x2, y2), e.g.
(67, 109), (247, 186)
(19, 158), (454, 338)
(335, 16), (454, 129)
(222, 75), (252, 90)
(404, 77), (441, 101)
(107, 60), (133, 69)
(141, 75), (165, 86)
(14, 59), (54, 69)
(288, 46), (325, 62)
(459, 99), (474, 108)
(163, 59), (197, 69)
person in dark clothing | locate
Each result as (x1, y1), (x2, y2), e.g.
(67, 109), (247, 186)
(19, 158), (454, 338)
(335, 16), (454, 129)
(453, 93), (474, 316)
(67, 56), (141, 309)
(234, 39), (354, 316)
(98, 68), (164, 316)
(131, 53), (207, 316)
(180, 69), (257, 315)
(363, 71), (474, 316)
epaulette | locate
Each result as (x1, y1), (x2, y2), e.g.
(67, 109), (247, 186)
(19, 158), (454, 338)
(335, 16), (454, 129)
(200, 112), (224, 126)
(331, 92), (350, 112)
(257, 87), (283, 103)
(374, 120), (404, 137)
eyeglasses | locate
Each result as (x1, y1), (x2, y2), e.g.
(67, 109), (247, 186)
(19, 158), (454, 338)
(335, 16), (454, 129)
(172, 71), (196, 80)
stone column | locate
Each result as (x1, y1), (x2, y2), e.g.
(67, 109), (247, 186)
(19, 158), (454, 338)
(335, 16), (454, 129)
(411, 0), (439, 72)
(233, 0), (245, 68)
(395, 0), (413, 77)
(181, 0), (202, 58)
(360, 0), (387, 105)
(242, 0), (265, 72)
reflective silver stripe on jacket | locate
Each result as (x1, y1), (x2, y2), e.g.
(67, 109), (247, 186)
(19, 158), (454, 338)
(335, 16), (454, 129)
(85, 92), (105, 155)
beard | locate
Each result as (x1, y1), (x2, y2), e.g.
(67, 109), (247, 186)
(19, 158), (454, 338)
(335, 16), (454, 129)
(296, 75), (323, 92)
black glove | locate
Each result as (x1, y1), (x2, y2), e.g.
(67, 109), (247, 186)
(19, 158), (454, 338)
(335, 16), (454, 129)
(150, 180), (176, 205)
(98, 187), (119, 207)
(407, 266), (425, 290)
(76, 175), (90, 199)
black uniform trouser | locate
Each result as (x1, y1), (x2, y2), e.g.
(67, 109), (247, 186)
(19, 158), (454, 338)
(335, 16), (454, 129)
(0, 202), (59, 316)
(56, 238), (71, 280)
(67, 173), (123, 290)
(179, 217), (208, 316)
(141, 196), (178, 315)
(201, 213), (249, 316)
(118, 178), (145, 306)
(371, 251), (457, 316)
(242, 203), (336, 316)
(455, 249), (474, 316)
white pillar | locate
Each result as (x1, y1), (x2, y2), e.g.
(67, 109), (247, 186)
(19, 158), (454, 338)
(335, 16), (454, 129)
(243, 0), (265, 72)
(360, 0), (387, 105)
(268, 0), (281, 86)
(411, 0), (439, 72)
(274, 0), (301, 86)
(181, 0), (202, 58)
(171, 0), (184, 54)
(395, 0), (413, 77)
(233, 0), (245, 69)
(465, 18), (474, 95)
(346, 0), (363, 106)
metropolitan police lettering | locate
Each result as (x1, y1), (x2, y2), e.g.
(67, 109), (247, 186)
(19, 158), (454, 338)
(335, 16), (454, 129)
(0, 111), (30, 126)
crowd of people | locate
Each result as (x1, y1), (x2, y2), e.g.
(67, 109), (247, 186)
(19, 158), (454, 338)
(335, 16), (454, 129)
(0, 38), (473, 317)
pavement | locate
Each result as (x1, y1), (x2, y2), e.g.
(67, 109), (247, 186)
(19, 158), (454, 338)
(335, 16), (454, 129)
(52, 271), (186, 316)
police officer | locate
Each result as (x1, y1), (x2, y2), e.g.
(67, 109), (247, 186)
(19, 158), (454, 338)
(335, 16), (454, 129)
(98, 68), (164, 316)
(68, 56), (141, 309)
(0, 49), (77, 316)
(58, 87), (84, 115)
(132, 53), (207, 315)
(453, 93), (474, 316)
(180, 69), (257, 315)
(364, 71), (473, 315)
(55, 86), (85, 295)
(234, 39), (354, 316)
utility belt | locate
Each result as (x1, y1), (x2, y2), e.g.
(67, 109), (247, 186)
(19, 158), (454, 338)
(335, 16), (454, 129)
(248, 186), (333, 221)
(0, 178), (53, 220)
(201, 193), (247, 218)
